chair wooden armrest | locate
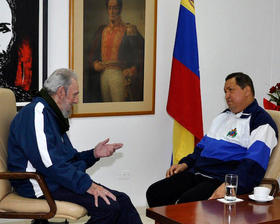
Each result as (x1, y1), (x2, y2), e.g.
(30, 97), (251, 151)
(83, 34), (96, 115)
(0, 172), (57, 219)
(260, 178), (279, 197)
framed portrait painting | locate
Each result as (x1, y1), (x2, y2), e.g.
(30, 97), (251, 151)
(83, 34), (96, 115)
(69, 0), (157, 117)
(0, 0), (48, 108)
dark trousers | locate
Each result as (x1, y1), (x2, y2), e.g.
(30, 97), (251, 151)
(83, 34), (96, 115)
(51, 186), (143, 224)
(146, 171), (223, 207)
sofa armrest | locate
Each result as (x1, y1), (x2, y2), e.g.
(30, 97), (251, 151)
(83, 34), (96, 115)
(0, 172), (56, 219)
(260, 178), (279, 197)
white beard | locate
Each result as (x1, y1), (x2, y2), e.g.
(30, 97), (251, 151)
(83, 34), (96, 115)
(61, 100), (72, 118)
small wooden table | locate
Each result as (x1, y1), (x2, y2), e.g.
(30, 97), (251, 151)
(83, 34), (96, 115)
(146, 194), (280, 224)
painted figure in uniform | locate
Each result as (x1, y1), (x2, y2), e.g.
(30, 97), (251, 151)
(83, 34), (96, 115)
(89, 0), (144, 102)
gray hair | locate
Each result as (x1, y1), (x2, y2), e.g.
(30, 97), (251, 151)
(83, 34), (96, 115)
(44, 68), (78, 95)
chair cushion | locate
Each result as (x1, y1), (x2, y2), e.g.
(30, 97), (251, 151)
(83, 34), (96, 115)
(0, 193), (87, 220)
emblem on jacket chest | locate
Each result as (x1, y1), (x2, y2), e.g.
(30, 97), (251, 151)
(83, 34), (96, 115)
(227, 128), (237, 138)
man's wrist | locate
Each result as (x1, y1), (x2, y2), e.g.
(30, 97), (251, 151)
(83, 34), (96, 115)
(93, 148), (100, 159)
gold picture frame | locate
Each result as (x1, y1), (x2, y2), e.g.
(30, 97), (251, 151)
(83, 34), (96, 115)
(69, 0), (157, 117)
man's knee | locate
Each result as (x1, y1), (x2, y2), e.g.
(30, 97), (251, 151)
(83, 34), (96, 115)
(107, 199), (121, 216)
(100, 197), (121, 211)
(116, 191), (131, 203)
(88, 198), (121, 220)
(146, 183), (159, 207)
(146, 184), (153, 200)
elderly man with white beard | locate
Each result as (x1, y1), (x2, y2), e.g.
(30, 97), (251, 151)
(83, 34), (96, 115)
(7, 68), (143, 224)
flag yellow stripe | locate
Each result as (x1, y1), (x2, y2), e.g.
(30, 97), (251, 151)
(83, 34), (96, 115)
(172, 120), (195, 164)
(181, 0), (195, 15)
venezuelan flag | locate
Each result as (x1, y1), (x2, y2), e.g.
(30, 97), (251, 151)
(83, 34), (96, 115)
(167, 0), (203, 164)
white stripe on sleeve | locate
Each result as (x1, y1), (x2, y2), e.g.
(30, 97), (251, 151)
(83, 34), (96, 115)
(26, 161), (43, 198)
(34, 102), (53, 168)
(249, 124), (278, 154)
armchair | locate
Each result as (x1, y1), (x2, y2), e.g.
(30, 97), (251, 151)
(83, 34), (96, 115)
(0, 88), (87, 223)
(260, 109), (280, 196)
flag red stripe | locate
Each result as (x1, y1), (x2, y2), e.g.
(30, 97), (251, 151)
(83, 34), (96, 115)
(167, 58), (203, 140)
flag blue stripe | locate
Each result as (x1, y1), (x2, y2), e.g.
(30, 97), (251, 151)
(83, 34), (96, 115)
(173, 5), (200, 77)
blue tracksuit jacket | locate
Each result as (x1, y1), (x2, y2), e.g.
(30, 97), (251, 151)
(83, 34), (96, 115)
(7, 97), (99, 198)
(179, 100), (278, 194)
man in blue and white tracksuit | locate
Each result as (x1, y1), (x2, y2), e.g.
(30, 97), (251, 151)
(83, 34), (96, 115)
(146, 72), (278, 207)
(8, 68), (143, 224)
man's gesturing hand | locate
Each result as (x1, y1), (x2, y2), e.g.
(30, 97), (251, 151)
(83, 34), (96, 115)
(94, 138), (123, 158)
(87, 182), (116, 207)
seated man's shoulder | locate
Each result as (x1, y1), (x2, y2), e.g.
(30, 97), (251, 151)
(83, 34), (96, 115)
(254, 107), (274, 121)
(15, 98), (46, 118)
(251, 107), (278, 133)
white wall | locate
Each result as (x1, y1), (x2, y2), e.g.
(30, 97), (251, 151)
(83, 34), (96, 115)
(48, 0), (279, 207)
(196, 0), (278, 128)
